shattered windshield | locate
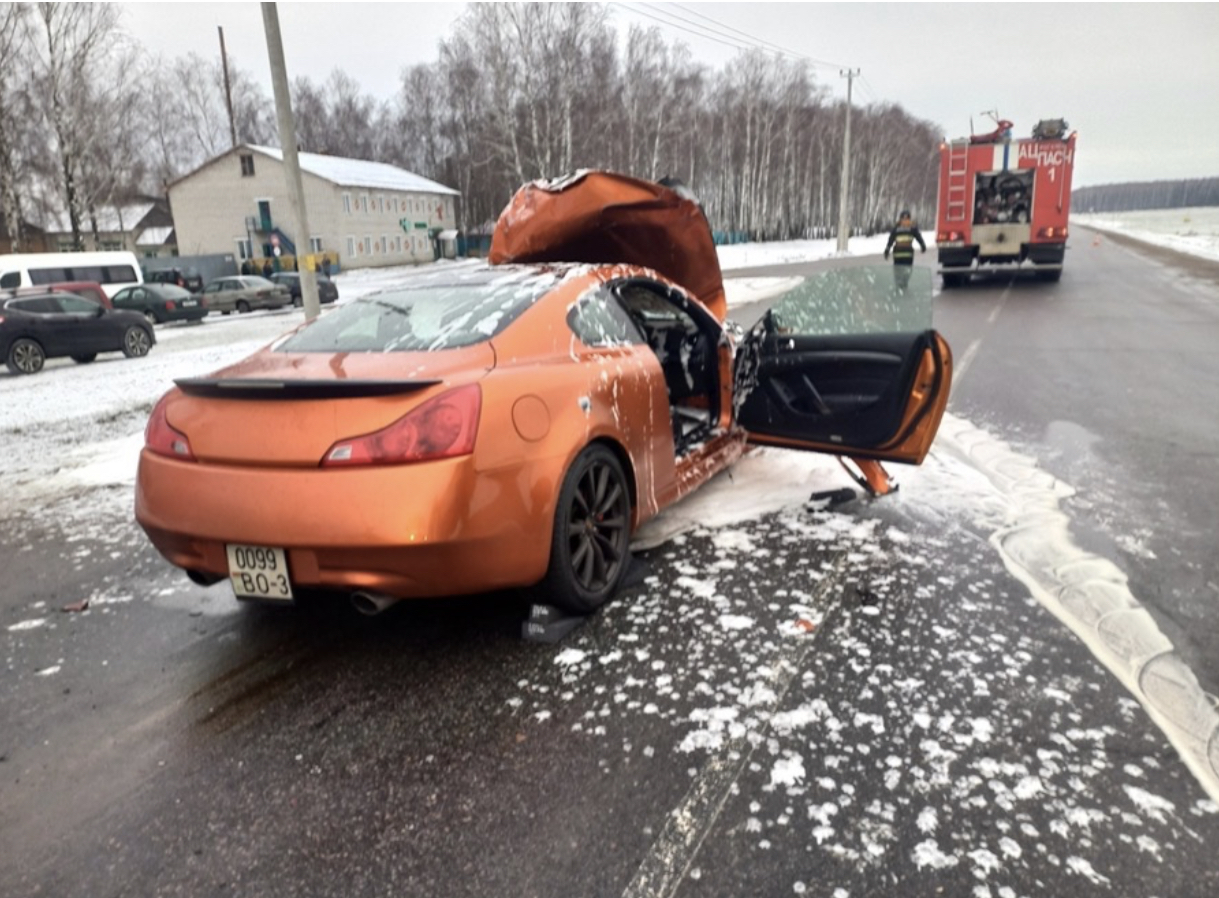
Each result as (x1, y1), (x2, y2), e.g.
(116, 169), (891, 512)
(765, 264), (933, 336)
(275, 267), (562, 352)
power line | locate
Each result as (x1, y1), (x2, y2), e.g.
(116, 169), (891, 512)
(612, 2), (767, 55)
(667, 1), (851, 70)
(614, 1), (851, 71)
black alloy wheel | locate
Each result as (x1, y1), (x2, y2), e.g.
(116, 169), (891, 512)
(540, 444), (631, 614)
(236, 299), (251, 313)
(6, 338), (45, 374)
(122, 326), (152, 358)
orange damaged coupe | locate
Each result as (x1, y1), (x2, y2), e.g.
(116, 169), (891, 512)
(136, 172), (951, 615)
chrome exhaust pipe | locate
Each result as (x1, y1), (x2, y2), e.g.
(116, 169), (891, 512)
(350, 590), (403, 616)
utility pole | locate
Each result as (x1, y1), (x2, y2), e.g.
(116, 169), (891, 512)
(218, 26), (237, 148)
(261, 2), (319, 320)
(836, 68), (860, 253)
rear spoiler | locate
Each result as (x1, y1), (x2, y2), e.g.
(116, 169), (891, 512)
(174, 378), (442, 400)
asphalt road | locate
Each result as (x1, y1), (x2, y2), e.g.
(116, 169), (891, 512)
(3, 239), (1218, 896)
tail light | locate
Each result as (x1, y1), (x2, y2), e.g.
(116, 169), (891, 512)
(165, 301), (174, 310)
(937, 230), (965, 242)
(322, 384), (481, 467)
(1038, 227), (1068, 239)
(145, 394), (195, 461)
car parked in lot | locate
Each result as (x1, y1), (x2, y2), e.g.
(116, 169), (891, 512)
(2, 290), (155, 374)
(147, 267), (205, 293)
(200, 276), (291, 314)
(136, 172), (950, 616)
(111, 283), (208, 325)
(269, 272), (339, 306)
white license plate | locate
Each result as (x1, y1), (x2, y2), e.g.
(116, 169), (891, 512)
(182, 299), (197, 307)
(226, 544), (294, 601)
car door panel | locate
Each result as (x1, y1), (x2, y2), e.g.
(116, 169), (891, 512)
(737, 329), (951, 464)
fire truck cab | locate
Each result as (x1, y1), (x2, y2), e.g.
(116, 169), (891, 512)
(936, 118), (1076, 287)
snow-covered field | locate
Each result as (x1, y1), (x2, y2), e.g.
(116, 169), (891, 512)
(1071, 206), (1219, 262)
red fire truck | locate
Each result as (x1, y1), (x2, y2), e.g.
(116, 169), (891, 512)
(936, 118), (1076, 286)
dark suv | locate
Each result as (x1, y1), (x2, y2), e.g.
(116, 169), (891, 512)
(1, 291), (155, 375)
(269, 272), (339, 306)
(147, 267), (204, 293)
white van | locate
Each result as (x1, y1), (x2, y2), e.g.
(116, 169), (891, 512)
(0, 251), (144, 299)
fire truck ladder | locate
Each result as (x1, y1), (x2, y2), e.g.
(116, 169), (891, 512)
(945, 142), (969, 223)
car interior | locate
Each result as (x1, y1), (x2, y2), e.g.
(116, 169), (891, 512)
(614, 281), (720, 457)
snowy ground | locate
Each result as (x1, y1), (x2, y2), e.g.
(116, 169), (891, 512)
(4, 215), (1218, 824)
(1072, 206), (1219, 263)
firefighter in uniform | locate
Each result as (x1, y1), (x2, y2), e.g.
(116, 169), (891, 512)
(883, 209), (926, 291)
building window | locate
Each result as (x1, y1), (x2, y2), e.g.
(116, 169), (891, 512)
(240, 154), (255, 177)
(309, 236), (322, 253)
(364, 235), (372, 255)
(394, 235), (402, 253)
(342, 193), (351, 214)
(360, 194), (368, 214)
(236, 238), (253, 260)
(392, 197), (398, 213)
(378, 196), (385, 214)
(347, 236), (356, 258)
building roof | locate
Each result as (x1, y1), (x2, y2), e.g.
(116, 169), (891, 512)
(247, 146), (460, 196)
(42, 202), (156, 234)
(137, 226), (175, 246)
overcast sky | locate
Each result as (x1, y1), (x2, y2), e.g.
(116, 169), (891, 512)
(119, 2), (1219, 189)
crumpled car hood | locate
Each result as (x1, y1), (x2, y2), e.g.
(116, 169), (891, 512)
(489, 170), (727, 321)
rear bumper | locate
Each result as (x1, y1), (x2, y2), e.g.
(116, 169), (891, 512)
(135, 450), (557, 599)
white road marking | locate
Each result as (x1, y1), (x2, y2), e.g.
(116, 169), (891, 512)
(953, 339), (982, 388)
(950, 285), (1009, 388)
(620, 554), (848, 898)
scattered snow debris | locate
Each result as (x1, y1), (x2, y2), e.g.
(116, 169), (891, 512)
(968, 847), (1002, 879)
(916, 807), (938, 834)
(793, 884), (806, 895)
(7, 619), (47, 632)
(719, 614), (755, 631)
(534, 711), (552, 723)
(1197, 799), (1219, 815)
(1123, 785), (1176, 823)
(768, 755), (805, 790)
(973, 887), (993, 898)
(832, 890), (850, 898)
(554, 649), (587, 668)
(998, 837), (1022, 860)
(1065, 856), (1111, 886)
(35, 666), (62, 676)
(912, 839), (959, 870)
(1136, 834), (1162, 860)
(1013, 776), (1043, 800)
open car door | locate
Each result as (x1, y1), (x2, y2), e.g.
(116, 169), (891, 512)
(735, 264), (952, 465)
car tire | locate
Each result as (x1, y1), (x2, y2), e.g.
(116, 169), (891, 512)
(538, 444), (631, 614)
(6, 338), (45, 375)
(71, 353), (97, 364)
(236, 300), (251, 313)
(122, 325), (152, 358)
(143, 310), (157, 326)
